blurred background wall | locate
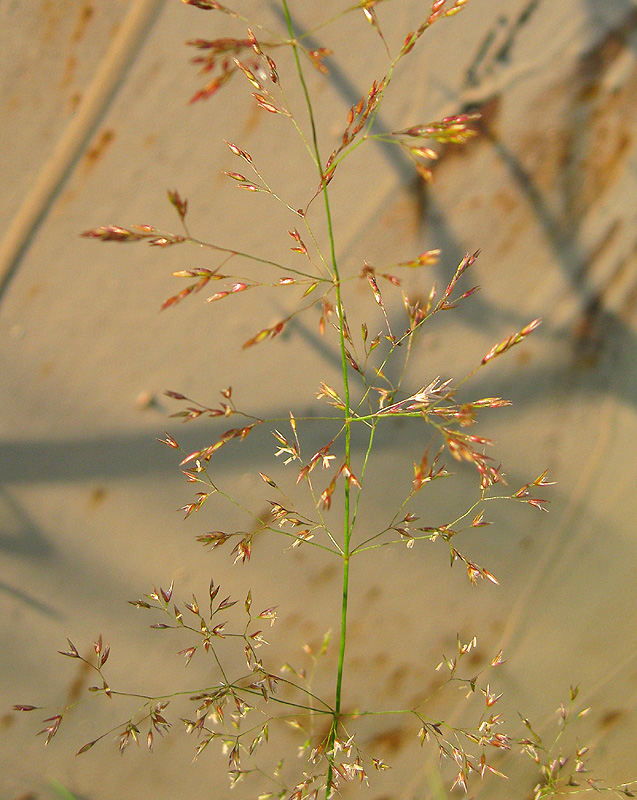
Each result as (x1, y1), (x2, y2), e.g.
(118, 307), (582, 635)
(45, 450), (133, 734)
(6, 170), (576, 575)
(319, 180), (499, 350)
(2, 1), (637, 797)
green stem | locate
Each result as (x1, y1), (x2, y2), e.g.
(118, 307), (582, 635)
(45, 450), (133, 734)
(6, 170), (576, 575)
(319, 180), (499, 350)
(186, 236), (321, 280)
(281, 2), (352, 794)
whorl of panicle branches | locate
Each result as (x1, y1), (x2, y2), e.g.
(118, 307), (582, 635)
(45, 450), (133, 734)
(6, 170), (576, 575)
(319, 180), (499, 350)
(15, 2), (637, 800)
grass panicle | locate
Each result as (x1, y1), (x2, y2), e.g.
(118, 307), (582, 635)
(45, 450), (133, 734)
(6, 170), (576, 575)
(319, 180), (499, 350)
(15, 2), (636, 799)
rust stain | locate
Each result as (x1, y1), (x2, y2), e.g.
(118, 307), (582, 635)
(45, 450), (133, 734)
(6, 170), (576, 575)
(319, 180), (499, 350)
(284, 611), (300, 628)
(471, 94), (502, 139)
(466, 648), (484, 668)
(383, 664), (409, 696)
(515, 347), (532, 365)
(572, 220), (637, 330)
(371, 652), (389, 669)
(488, 617), (505, 636)
(241, 101), (264, 136)
(495, 210), (527, 257)
(493, 187), (517, 215)
(309, 563), (338, 587)
(66, 656), (93, 703)
(39, 360), (54, 378)
(598, 707), (625, 729)
(60, 54), (77, 89)
(4, 94), (20, 113)
(68, 90), (83, 112)
(366, 725), (410, 755)
(313, 719), (332, 745)
(61, 5), (95, 94)
(572, 294), (606, 368)
(580, 10), (637, 79)
(410, 673), (446, 707)
(514, 126), (570, 198)
(520, 534), (533, 550)
(618, 246), (637, 324)
(349, 649), (386, 672)
(364, 584), (382, 604)
(586, 220), (623, 274)
(42, 0), (60, 44)
(72, 3), (95, 44)
(83, 128), (116, 170)
(380, 189), (420, 238)
(575, 96), (632, 217)
(559, 12), (637, 223)
(89, 486), (107, 508)
(0, 712), (13, 728)
(58, 186), (78, 207)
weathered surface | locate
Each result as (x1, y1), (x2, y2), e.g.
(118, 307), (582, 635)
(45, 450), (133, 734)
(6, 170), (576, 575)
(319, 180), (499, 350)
(1, 1), (637, 798)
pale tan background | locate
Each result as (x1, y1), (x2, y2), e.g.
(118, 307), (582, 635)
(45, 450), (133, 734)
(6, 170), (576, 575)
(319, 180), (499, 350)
(2, 1), (637, 798)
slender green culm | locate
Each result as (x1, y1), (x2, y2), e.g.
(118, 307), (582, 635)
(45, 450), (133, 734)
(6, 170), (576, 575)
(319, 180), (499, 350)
(280, 4), (353, 795)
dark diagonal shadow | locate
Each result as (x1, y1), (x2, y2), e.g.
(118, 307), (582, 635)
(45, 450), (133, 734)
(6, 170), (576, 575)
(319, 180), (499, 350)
(0, 579), (61, 619)
(0, 486), (54, 558)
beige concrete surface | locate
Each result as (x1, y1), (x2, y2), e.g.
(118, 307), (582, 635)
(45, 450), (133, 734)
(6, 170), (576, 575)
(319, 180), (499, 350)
(2, 1), (637, 798)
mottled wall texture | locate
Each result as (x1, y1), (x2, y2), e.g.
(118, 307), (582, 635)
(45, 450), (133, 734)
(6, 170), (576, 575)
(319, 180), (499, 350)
(2, 1), (637, 798)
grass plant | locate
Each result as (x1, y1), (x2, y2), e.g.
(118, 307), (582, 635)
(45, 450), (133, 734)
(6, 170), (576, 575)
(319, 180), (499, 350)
(15, 2), (637, 798)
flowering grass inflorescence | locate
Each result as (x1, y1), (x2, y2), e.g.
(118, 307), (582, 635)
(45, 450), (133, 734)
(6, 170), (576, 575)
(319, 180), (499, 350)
(16, 2), (637, 799)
